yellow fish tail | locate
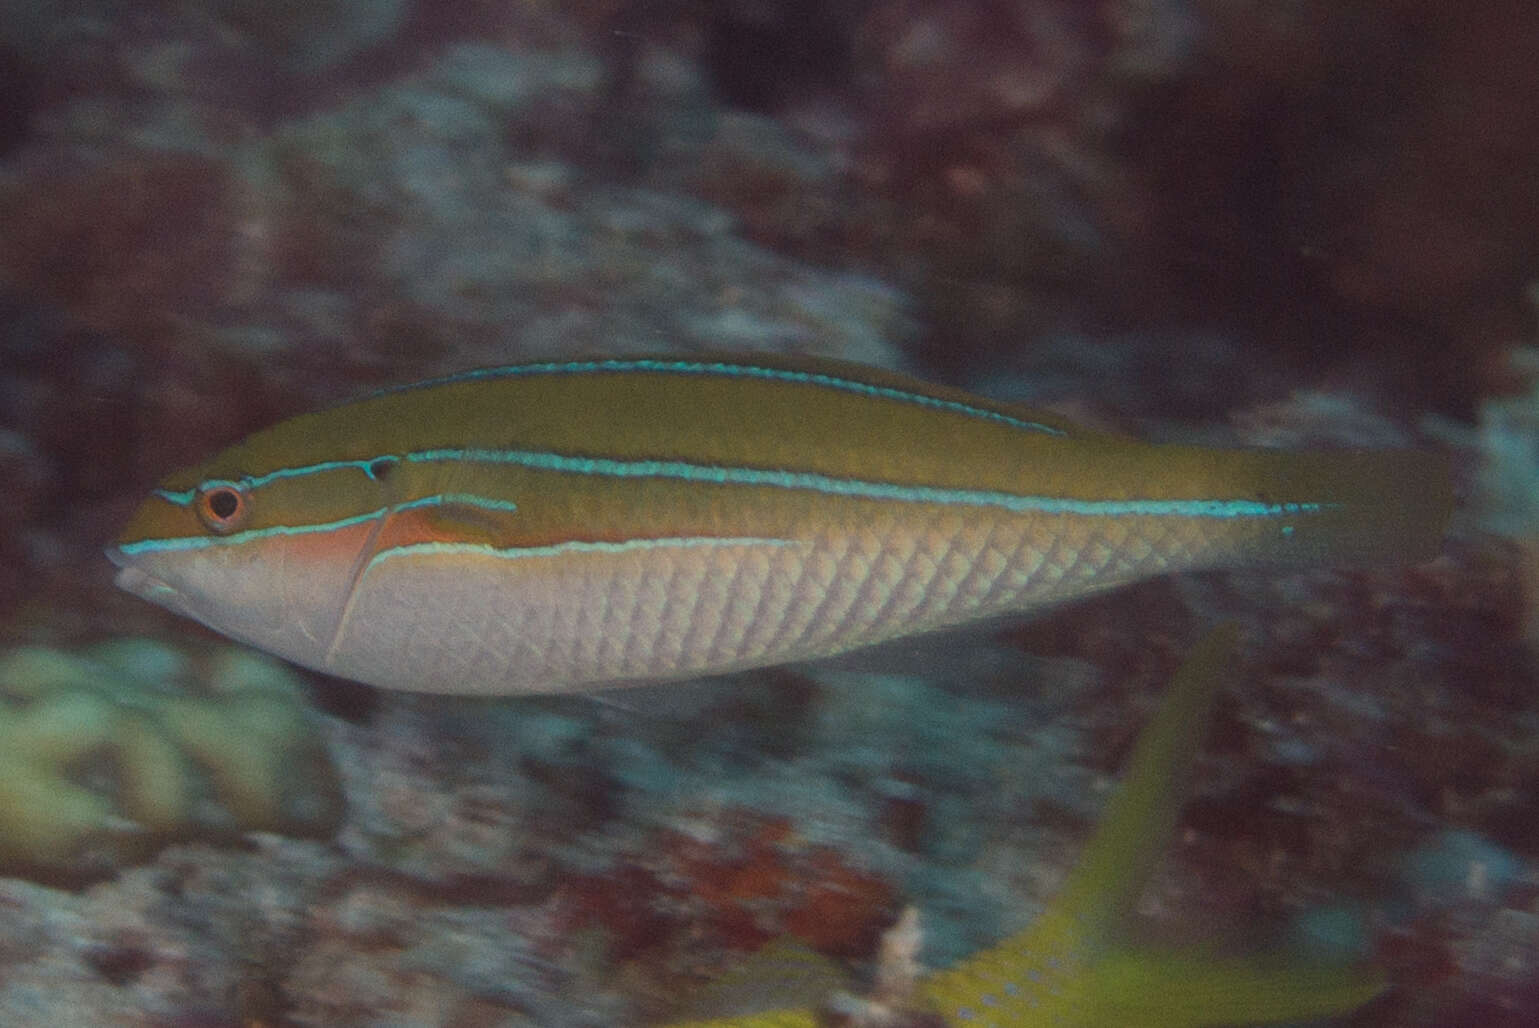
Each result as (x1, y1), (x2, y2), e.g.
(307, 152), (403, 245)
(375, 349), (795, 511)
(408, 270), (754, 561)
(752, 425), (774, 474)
(662, 1012), (819, 1028)
(919, 625), (1239, 1023)
(1090, 950), (1388, 1026)
(666, 626), (1387, 1028)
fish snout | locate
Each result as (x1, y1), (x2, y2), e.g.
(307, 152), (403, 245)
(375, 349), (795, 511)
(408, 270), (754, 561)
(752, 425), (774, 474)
(107, 551), (189, 613)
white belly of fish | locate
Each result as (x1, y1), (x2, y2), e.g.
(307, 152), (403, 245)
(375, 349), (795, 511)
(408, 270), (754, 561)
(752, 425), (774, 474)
(319, 511), (1183, 694)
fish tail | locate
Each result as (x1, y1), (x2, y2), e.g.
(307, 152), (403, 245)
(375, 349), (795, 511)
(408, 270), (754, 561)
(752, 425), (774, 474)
(1091, 950), (1388, 1024)
(1050, 622), (1239, 943)
(918, 625), (1239, 1022)
(1162, 444), (1455, 568)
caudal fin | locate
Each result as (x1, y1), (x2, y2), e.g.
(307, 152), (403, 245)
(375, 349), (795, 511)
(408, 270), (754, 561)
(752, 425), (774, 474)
(1160, 444), (1456, 569)
(1252, 446), (1454, 566)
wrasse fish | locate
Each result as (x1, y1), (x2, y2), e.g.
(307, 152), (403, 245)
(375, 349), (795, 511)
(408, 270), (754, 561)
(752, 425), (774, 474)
(109, 356), (1452, 695)
(664, 626), (1388, 1028)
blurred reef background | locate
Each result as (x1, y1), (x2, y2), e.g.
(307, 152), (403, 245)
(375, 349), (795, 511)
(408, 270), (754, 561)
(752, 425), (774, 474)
(1, 1), (1538, 1024)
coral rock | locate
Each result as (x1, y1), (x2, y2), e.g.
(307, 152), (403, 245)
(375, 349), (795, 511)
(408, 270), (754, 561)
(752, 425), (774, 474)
(0, 640), (341, 881)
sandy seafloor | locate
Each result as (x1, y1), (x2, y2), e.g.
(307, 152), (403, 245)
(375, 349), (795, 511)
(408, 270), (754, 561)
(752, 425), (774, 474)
(2, 1), (1538, 1025)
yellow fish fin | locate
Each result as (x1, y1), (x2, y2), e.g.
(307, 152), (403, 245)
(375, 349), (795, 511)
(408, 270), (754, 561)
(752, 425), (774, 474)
(920, 625), (1238, 1023)
(662, 1011), (821, 1028)
(660, 936), (851, 1027)
(1052, 622), (1238, 943)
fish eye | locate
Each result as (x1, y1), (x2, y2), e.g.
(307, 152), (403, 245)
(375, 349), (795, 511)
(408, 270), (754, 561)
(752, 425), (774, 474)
(194, 480), (250, 534)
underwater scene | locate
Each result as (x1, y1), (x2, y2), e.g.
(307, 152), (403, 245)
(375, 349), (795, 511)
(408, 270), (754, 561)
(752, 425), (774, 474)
(1, 1), (1537, 1025)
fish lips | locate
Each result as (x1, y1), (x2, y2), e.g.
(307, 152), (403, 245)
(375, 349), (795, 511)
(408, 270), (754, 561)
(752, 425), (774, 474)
(106, 547), (193, 616)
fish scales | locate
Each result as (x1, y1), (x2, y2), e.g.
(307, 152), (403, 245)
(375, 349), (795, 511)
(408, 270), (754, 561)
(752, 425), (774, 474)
(110, 355), (1452, 695)
(329, 516), (1150, 692)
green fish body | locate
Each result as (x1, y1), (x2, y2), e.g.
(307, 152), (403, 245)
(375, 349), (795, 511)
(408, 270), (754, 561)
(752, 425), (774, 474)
(110, 356), (1451, 695)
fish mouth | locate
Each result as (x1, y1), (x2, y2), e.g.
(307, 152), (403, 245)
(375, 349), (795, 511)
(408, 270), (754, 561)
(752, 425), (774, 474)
(105, 543), (131, 571)
(107, 549), (189, 613)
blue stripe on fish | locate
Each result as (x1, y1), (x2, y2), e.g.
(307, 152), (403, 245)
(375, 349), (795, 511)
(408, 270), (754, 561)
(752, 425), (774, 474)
(383, 358), (1071, 437)
(407, 448), (1329, 519)
(137, 447), (1332, 557)
(119, 508), (389, 553)
(123, 492), (523, 554)
(394, 493), (521, 514)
